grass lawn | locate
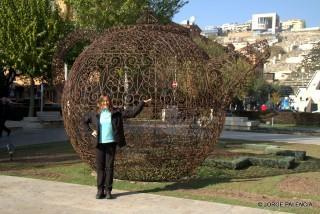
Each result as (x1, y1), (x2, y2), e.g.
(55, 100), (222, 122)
(0, 140), (320, 213)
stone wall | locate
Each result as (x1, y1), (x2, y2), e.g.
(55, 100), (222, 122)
(234, 110), (320, 126)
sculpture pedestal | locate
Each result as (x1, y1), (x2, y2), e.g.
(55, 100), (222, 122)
(22, 117), (42, 129)
(224, 116), (259, 130)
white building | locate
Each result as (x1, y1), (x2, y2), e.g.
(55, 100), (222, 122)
(220, 22), (251, 34)
(273, 70), (293, 81)
(252, 13), (280, 34)
(281, 19), (305, 31)
(234, 22), (252, 32)
(221, 23), (237, 33)
(202, 26), (222, 37)
(290, 70), (320, 112)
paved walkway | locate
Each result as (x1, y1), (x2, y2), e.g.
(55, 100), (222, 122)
(220, 131), (320, 145)
(0, 175), (284, 214)
(0, 127), (67, 148)
(0, 123), (301, 213)
(1, 125), (320, 148)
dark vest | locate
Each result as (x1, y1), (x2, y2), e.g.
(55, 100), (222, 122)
(83, 101), (144, 148)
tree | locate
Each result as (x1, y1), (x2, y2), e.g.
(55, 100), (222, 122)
(65, 0), (188, 30)
(270, 91), (281, 109)
(246, 78), (280, 107)
(0, 0), (68, 116)
(149, 0), (188, 23)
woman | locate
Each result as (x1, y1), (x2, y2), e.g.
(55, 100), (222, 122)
(83, 94), (151, 199)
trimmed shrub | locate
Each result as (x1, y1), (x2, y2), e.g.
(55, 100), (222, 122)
(278, 157), (296, 169)
(231, 157), (251, 169)
(275, 150), (306, 161)
(248, 156), (295, 169)
(204, 156), (295, 170)
(203, 157), (252, 170)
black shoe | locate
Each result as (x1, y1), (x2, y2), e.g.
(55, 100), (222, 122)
(96, 191), (106, 199)
(106, 191), (113, 199)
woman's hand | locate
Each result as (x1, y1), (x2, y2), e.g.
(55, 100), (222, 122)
(91, 130), (97, 138)
(143, 98), (152, 103)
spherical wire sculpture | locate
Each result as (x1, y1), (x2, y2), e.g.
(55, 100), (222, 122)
(58, 11), (269, 181)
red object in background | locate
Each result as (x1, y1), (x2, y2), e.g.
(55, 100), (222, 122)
(260, 104), (267, 111)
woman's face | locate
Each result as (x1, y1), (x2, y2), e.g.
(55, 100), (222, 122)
(100, 96), (109, 110)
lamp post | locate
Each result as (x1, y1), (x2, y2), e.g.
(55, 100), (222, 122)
(40, 83), (44, 112)
(64, 63), (68, 81)
(124, 66), (129, 108)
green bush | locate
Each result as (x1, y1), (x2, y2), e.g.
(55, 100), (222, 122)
(275, 150), (306, 161)
(203, 157), (251, 170)
(204, 156), (295, 170)
(248, 156), (295, 169)
(202, 158), (235, 169)
(231, 157), (251, 169)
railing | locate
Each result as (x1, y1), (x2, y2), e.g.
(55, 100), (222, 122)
(294, 70), (319, 96)
(306, 70), (320, 89)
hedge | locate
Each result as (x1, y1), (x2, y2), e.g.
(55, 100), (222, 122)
(275, 150), (306, 161)
(204, 156), (295, 170)
(248, 156), (295, 169)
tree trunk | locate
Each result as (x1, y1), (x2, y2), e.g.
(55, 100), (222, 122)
(28, 77), (35, 117)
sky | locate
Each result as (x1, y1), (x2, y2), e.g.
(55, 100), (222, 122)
(173, 0), (320, 29)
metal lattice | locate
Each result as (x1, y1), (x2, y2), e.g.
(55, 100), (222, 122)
(57, 13), (269, 181)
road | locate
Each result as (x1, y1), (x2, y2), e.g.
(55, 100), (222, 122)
(1, 126), (320, 148)
(220, 130), (320, 145)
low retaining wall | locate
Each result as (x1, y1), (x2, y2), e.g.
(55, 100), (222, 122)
(234, 111), (320, 126)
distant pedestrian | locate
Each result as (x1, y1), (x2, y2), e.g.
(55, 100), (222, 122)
(0, 97), (11, 137)
(260, 104), (267, 112)
(6, 142), (15, 161)
(83, 93), (151, 199)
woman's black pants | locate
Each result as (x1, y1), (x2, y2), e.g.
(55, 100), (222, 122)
(96, 143), (116, 193)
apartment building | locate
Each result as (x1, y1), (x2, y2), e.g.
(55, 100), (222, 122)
(251, 13), (280, 34)
(281, 19), (306, 31)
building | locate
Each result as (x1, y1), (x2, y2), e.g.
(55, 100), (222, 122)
(281, 19), (305, 31)
(202, 26), (222, 37)
(234, 22), (252, 32)
(290, 70), (320, 112)
(251, 13), (280, 34)
(221, 23), (237, 33)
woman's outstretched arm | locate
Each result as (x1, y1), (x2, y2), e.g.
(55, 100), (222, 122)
(122, 98), (152, 118)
